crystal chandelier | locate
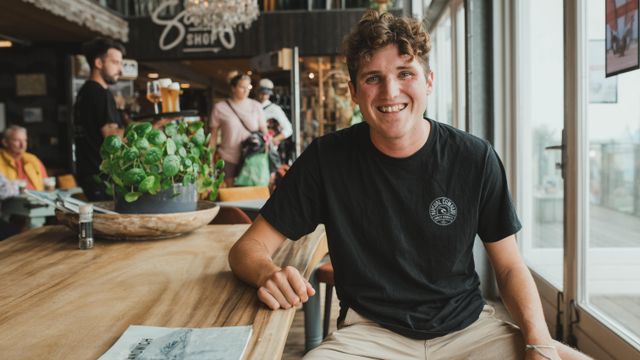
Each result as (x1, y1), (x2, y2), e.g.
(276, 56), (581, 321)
(184, 0), (260, 35)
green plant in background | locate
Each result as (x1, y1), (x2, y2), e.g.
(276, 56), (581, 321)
(99, 121), (225, 202)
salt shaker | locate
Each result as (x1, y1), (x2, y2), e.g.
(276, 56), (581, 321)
(78, 204), (94, 250)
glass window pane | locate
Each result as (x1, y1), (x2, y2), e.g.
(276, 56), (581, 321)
(517, 0), (565, 288)
(430, 13), (453, 126)
(585, 0), (640, 344)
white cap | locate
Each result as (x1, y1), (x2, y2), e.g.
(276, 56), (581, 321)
(258, 78), (274, 94)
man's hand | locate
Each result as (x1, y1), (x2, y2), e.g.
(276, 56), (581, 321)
(257, 265), (315, 310)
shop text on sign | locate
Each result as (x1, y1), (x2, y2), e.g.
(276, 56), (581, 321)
(151, 0), (236, 53)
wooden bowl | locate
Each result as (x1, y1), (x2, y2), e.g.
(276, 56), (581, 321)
(56, 201), (220, 240)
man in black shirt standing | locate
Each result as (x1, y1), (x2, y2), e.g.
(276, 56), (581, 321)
(228, 10), (591, 360)
(73, 38), (125, 200)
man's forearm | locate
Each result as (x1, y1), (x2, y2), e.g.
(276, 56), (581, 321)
(495, 263), (553, 344)
(228, 236), (281, 287)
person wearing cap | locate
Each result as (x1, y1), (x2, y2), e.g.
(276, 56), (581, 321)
(257, 79), (293, 147)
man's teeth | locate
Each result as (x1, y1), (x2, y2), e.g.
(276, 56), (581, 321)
(378, 104), (407, 113)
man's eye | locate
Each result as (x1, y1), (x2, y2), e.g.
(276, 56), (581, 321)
(399, 71), (414, 79)
(364, 75), (380, 84)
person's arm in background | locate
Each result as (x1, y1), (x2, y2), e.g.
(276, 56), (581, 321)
(229, 215), (316, 310)
(272, 106), (293, 145)
(100, 123), (124, 138)
(38, 160), (48, 179)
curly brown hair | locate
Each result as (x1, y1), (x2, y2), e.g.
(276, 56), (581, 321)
(343, 10), (432, 90)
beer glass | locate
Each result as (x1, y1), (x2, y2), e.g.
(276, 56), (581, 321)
(146, 81), (161, 114)
(167, 82), (181, 112)
(158, 78), (173, 113)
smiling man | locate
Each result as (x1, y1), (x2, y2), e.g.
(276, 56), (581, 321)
(228, 10), (590, 360)
(0, 125), (47, 191)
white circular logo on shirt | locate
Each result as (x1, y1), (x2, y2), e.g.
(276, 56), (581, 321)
(429, 197), (457, 226)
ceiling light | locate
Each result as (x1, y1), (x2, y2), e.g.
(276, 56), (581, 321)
(180, 83), (191, 89)
(308, 72), (315, 79)
(0, 40), (12, 48)
(148, 73), (159, 79)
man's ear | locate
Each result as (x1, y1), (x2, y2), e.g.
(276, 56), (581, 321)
(348, 81), (357, 103)
(426, 71), (434, 95)
(94, 56), (104, 70)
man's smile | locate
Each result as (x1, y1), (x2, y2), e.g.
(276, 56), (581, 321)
(377, 103), (408, 113)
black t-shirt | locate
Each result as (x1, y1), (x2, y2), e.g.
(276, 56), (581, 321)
(261, 119), (521, 339)
(73, 80), (123, 180)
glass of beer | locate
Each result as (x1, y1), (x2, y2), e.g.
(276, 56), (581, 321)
(158, 78), (173, 113)
(167, 82), (181, 112)
(146, 80), (161, 113)
(44, 177), (56, 192)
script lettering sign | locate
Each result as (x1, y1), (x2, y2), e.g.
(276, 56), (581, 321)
(150, 0), (236, 53)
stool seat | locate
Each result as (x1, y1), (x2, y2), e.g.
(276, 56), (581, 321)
(315, 261), (334, 285)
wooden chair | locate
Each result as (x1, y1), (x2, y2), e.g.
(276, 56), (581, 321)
(217, 186), (270, 201)
(210, 206), (252, 225)
(56, 174), (78, 190)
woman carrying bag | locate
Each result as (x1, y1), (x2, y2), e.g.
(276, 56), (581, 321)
(209, 74), (268, 187)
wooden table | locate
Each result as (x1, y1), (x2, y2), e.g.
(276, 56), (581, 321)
(0, 224), (326, 360)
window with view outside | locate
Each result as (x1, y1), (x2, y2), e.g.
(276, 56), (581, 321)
(585, 0), (640, 345)
(517, 0), (565, 289)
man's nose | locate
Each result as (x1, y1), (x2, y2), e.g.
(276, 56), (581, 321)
(381, 77), (400, 98)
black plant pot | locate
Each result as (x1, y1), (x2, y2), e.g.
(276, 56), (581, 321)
(114, 183), (198, 214)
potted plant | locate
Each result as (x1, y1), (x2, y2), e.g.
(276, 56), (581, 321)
(98, 120), (224, 214)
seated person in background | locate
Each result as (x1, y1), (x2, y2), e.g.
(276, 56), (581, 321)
(0, 173), (20, 239)
(229, 11), (591, 360)
(0, 125), (48, 191)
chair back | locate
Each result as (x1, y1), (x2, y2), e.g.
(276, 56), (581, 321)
(210, 206), (253, 224)
(57, 174), (78, 190)
(217, 186), (269, 201)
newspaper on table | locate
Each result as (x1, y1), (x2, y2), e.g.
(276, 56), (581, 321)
(23, 190), (117, 214)
(99, 325), (252, 360)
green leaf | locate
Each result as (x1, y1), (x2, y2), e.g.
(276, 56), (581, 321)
(146, 129), (167, 145)
(191, 128), (205, 146)
(101, 135), (122, 154)
(148, 163), (161, 174)
(209, 188), (219, 201)
(215, 159), (225, 170)
(202, 177), (213, 187)
(143, 147), (162, 165)
(161, 178), (172, 190)
(190, 146), (200, 158)
(139, 175), (156, 193)
(188, 121), (204, 134)
(123, 148), (139, 162)
(125, 129), (137, 143)
(134, 122), (153, 137)
(105, 185), (114, 196)
(178, 146), (187, 158)
(205, 133), (211, 144)
(112, 174), (124, 187)
(99, 159), (111, 172)
(164, 123), (178, 137)
(134, 137), (150, 150)
(163, 155), (180, 177)
(166, 138), (176, 155)
(124, 192), (142, 202)
(123, 168), (146, 185)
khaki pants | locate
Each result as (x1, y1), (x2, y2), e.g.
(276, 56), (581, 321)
(303, 305), (524, 360)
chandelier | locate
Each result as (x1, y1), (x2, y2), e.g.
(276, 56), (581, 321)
(184, 0), (260, 35)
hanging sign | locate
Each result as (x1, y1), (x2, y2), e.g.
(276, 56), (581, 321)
(151, 0), (236, 54)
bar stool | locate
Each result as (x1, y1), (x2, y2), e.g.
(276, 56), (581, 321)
(316, 261), (335, 339)
(304, 260), (335, 352)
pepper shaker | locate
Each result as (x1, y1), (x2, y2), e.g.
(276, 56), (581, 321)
(78, 204), (94, 250)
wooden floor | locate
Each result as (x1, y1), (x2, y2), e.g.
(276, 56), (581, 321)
(282, 286), (511, 360)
